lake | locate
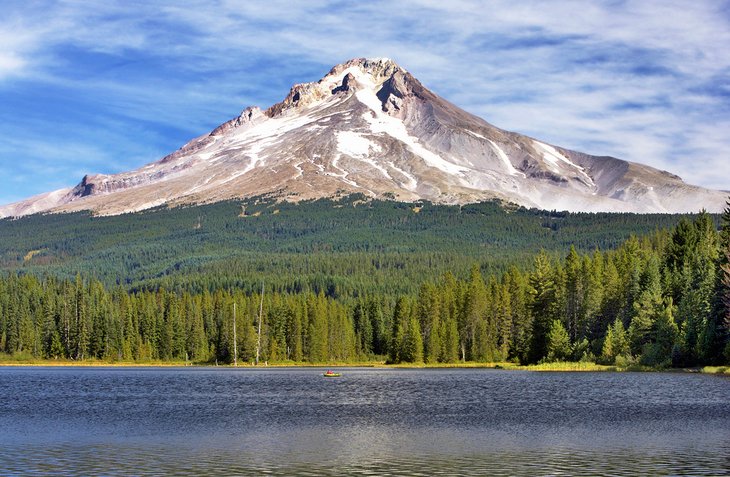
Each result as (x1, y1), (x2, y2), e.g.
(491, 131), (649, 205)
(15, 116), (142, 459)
(0, 367), (728, 476)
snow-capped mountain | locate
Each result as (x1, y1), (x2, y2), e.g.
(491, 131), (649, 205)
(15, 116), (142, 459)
(1, 57), (726, 218)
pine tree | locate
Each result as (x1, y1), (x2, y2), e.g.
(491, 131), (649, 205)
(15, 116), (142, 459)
(601, 318), (629, 364)
(402, 315), (424, 363)
(41, 296), (58, 359)
(389, 297), (411, 364)
(73, 274), (90, 360)
(582, 251), (604, 344)
(496, 282), (512, 361)
(462, 266), (487, 361)
(417, 283), (441, 363)
(353, 301), (373, 356)
(564, 245), (582, 341)
(505, 267), (531, 364)
(599, 255), (622, 332)
(528, 251), (557, 363)
(716, 199), (730, 363)
(545, 319), (571, 362)
(628, 255), (663, 357)
(441, 315), (460, 363)
(650, 298), (678, 366)
(618, 236), (643, 326)
(307, 293), (329, 362)
(439, 272), (460, 362)
(288, 301), (304, 362)
(189, 298), (208, 361)
(367, 298), (388, 356)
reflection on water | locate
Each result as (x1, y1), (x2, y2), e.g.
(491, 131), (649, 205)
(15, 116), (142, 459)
(0, 368), (728, 476)
(6, 443), (729, 476)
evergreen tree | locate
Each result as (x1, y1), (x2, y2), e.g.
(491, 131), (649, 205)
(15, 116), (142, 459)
(365, 298), (388, 356)
(441, 314), (460, 363)
(496, 282), (512, 361)
(564, 245), (582, 341)
(545, 319), (571, 362)
(505, 267), (531, 364)
(417, 283), (441, 363)
(582, 251), (604, 345)
(188, 296), (208, 361)
(41, 296), (59, 359)
(649, 298), (678, 367)
(74, 274), (90, 360)
(628, 255), (663, 356)
(402, 315), (424, 363)
(716, 199), (730, 362)
(288, 301), (304, 362)
(600, 318), (629, 364)
(599, 255), (622, 334)
(353, 301), (373, 356)
(305, 293), (328, 362)
(528, 251), (557, 363)
(389, 297), (411, 364)
(462, 266), (487, 361)
(439, 272), (460, 362)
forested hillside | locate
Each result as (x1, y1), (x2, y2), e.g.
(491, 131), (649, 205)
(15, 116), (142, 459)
(0, 196), (713, 297)
(1, 198), (728, 367)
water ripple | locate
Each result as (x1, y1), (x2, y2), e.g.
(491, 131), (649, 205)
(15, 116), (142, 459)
(0, 367), (728, 476)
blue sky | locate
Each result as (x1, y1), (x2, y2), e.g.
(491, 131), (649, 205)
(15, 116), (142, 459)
(1, 0), (729, 205)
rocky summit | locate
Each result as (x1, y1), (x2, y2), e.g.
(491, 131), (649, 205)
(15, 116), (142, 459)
(1, 57), (726, 217)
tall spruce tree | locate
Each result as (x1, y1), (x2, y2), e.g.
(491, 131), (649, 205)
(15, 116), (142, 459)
(628, 255), (663, 357)
(505, 267), (531, 364)
(716, 199), (730, 362)
(546, 320), (571, 362)
(528, 251), (557, 363)
(600, 318), (629, 365)
(389, 297), (412, 364)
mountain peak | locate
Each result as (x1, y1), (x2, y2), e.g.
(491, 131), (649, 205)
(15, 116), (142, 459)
(0, 57), (726, 218)
(265, 57), (406, 118)
(326, 57), (404, 80)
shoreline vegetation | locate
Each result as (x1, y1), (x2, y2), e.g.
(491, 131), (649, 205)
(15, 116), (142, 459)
(1, 355), (727, 374)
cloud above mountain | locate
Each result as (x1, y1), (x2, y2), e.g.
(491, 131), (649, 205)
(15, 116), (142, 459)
(1, 0), (728, 204)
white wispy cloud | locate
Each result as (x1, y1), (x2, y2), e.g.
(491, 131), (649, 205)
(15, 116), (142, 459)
(0, 0), (728, 205)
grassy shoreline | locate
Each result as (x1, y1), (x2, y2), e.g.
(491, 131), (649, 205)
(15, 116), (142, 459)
(1, 356), (727, 374)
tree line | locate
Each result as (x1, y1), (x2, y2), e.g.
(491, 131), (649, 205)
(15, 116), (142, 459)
(1, 196), (706, 299)
(1, 205), (728, 366)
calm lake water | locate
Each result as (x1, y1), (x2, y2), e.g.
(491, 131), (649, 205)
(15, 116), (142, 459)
(0, 367), (728, 476)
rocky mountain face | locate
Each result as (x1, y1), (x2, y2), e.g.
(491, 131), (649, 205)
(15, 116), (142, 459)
(1, 57), (726, 217)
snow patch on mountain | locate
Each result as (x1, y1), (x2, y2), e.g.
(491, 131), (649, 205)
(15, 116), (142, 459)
(488, 140), (523, 177)
(534, 140), (595, 186)
(356, 88), (466, 177)
(336, 131), (380, 157)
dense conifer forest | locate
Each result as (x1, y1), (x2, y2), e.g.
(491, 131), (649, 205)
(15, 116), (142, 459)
(0, 196), (713, 296)
(1, 196), (728, 366)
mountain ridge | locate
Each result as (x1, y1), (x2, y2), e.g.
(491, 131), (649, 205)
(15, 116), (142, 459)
(1, 57), (726, 218)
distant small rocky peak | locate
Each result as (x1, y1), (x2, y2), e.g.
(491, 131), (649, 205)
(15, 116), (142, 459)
(377, 72), (407, 99)
(266, 82), (327, 117)
(209, 106), (264, 136)
(331, 72), (356, 94)
(376, 71), (411, 114)
(70, 174), (98, 198)
(325, 57), (403, 86)
(235, 106), (263, 125)
(382, 94), (403, 114)
(356, 57), (402, 81)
